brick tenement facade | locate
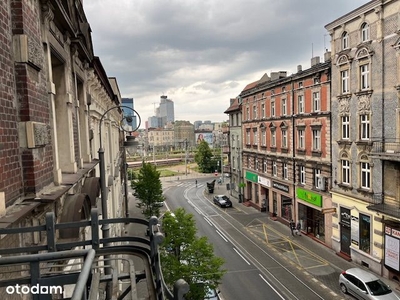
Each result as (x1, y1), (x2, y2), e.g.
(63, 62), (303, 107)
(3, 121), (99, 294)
(239, 57), (333, 246)
(325, 0), (400, 279)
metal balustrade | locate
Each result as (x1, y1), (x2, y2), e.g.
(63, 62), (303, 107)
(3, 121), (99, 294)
(0, 208), (188, 300)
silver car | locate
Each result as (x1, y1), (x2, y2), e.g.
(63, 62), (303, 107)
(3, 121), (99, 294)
(339, 268), (400, 299)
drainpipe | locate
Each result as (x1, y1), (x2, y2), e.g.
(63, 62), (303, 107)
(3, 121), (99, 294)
(291, 78), (296, 222)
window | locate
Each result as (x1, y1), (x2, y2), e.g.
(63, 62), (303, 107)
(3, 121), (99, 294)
(271, 101), (275, 117)
(341, 157), (350, 185)
(282, 99), (287, 116)
(261, 130), (266, 146)
(312, 129), (321, 151)
(360, 114), (370, 140)
(253, 105), (257, 119)
(360, 64), (370, 90)
(254, 130), (258, 145)
(282, 86), (286, 92)
(271, 130), (276, 147)
(361, 23), (370, 42)
(272, 161), (277, 176)
(341, 69), (349, 94)
(261, 103), (265, 118)
(313, 92), (320, 112)
(298, 81), (303, 88)
(255, 158), (259, 171)
(360, 161), (371, 189)
(283, 163), (288, 180)
(342, 32), (349, 50)
(298, 95), (304, 114)
(246, 130), (250, 144)
(298, 129), (305, 149)
(246, 107), (250, 120)
(299, 166), (306, 184)
(313, 77), (320, 85)
(263, 160), (267, 173)
(359, 214), (371, 254)
(282, 129), (287, 148)
(341, 115), (350, 140)
(314, 168), (323, 189)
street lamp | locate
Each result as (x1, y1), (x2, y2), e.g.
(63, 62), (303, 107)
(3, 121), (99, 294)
(98, 105), (141, 298)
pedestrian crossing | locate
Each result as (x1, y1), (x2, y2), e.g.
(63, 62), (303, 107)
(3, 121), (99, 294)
(176, 182), (204, 188)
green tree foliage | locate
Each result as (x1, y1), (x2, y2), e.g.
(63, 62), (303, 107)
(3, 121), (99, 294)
(161, 208), (225, 300)
(194, 140), (217, 173)
(131, 162), (164, 218)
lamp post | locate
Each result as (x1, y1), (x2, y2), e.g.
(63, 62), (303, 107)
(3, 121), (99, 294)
(98, 105), (140, 299)
(184, 138), (188, 176)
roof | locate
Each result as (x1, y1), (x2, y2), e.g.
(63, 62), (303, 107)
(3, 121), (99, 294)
(345, 268), (378, 282)
(224, 98), (241, 114)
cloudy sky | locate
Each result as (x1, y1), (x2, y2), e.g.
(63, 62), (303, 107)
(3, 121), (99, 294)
(83, 0), (368, 126)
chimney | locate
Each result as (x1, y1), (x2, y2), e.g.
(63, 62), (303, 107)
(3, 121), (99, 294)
(278, 71), (287, 78)
(311, 56), (320, 67)
(270, 72), (279, 81)
(324, 51), (331, 62)
(297, 65), (302, 73)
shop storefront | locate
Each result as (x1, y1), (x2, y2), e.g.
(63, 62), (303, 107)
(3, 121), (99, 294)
(296, 187), (325, 242)
(272, 181), (292, 220)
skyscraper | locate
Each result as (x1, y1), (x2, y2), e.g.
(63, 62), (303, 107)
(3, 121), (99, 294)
(158, 95), (174, 125)
(121, 98), (137, 130)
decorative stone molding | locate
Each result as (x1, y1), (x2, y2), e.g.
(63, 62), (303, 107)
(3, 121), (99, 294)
(338, 96), (351, 116)
(357, 94), (371, 114)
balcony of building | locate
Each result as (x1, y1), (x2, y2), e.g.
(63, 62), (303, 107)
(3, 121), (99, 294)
(370, 139), (400, 162)
(367, 193), (400, 219)
(0, 208), (188, 300)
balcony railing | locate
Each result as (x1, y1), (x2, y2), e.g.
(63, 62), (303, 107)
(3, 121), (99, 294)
(367, 193), (400, 219)
(371, 139), (400, 160)
(0, 208), (188, 300)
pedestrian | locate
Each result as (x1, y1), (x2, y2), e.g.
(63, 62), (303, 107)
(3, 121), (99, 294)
(296, 222), (301, 236)
(289, 219), (295, 236)
(195, 179), (197, 187)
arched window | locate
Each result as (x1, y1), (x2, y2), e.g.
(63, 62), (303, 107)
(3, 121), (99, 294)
(342, 32), (349, 50)
(359, 154), (371, 190)
(361, 23), (370, 42)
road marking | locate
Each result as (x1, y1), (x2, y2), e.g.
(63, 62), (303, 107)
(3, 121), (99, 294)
(216, 229), (228, 242)
(204, 216), (213, 226)
(233, 247), (250, 265)
(259, 274), (286, 300)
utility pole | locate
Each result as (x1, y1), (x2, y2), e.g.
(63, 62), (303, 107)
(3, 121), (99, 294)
(184, 139), (188, 176)
(221, 143), (224, 183)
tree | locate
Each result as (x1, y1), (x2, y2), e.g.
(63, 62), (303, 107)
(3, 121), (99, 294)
(161, 208), (225, 300)
(194, 140), (217, 173)
(131, 162), (164, 218)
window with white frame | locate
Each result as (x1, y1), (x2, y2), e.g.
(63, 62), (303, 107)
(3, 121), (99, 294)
(282, 99), (287, 116)
(299, 165), (306, 184)
(246, 107), (250, 120)
(255, 158), (259, 171)
(298, 81), (303, 88)
(314, 77), (320, 85)
(271, 101), (275, 117)
(271, 130), (276, 147)
(263, 160), (267, 173)
(312, 129), (321, 151)
(314, 168), (322, 189)
(341, 69), (349, 94)
(342, 32), (349, 50)
(254, 129), (258, 145)
(313, 92), (320, 112)
(246, 130), (250, 144)
(361, 23), (370, 42)
(272, 161), (277, 176)
(261, 103), (265, 118)
(341, 154), (350, 185)
(262, 130), (266, 146)
(283, 163), (288, 180)
(298, 129), (305, 149)
(282, 129), (287, 148)
(360, 64), (370, 90)
(360, 160), (371, 189)
(298, 95), (304, 114)
(341, 115), (350, 140)
(360, 114), (370, 140)
(253, 105), (257, 119)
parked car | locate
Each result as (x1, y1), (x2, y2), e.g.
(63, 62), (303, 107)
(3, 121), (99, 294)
(152, 201), (164, 207)
(213, 195), (232, 208)
(339, 268), (400, 299)
(204, 286), (221, 300)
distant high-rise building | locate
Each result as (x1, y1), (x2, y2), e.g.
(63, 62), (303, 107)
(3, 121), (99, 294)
(121, 98), (137, 129)
(194, 121), (202, 129)
(148, 116), (159, 128)
(157, 95), (174, 126)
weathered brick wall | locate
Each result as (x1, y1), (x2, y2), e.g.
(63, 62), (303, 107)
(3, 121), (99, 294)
(11, 0), (54, 197)
(0, 0), (23, 203)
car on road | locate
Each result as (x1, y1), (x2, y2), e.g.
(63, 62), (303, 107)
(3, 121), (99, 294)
(213, 195), (232, 208)
(339, 267), (400, 299)
(204, 286), (221, 300)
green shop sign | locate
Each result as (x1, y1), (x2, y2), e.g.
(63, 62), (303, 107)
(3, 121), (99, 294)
(245, 171), (258, 183)
(296, 188), (322, 207)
